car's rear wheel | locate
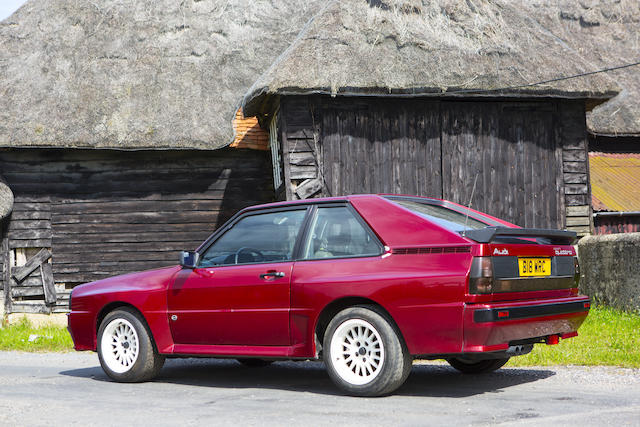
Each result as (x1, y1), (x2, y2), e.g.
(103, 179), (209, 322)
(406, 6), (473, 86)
(236, 358), (273, 367)
(97, 308), (165, 382)
(446, 357), (509, 374)
(323, 306), (412, 396)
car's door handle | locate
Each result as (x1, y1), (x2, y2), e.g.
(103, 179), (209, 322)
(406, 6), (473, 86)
(260, 271), (285, 279)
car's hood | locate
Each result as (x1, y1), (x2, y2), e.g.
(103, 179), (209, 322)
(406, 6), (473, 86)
(72, 265), (182, 297)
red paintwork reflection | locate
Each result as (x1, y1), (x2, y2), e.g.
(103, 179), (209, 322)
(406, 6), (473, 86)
(68, 194), (589, 359)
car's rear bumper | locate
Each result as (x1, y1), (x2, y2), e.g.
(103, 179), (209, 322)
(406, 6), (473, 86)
(462, 296), (590, 352)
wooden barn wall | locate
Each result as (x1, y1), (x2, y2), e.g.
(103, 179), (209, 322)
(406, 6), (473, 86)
(0, 148), (273, 313)
(440, 101), (562, 229)
(278, 96), (591, 232)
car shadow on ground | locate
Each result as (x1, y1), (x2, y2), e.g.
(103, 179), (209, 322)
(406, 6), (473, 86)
(60, 358), (555, 398)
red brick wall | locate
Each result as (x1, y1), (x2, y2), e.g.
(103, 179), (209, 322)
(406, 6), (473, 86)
(230, 108), (269, 150)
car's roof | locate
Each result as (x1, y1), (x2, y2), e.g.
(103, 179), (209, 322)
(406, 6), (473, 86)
(243, 194), (442, 212)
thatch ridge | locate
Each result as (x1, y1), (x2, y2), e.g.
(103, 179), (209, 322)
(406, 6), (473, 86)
(0, 0), (323, 149)
(243, 0), (619, 117)
(520, 1), (640, 136)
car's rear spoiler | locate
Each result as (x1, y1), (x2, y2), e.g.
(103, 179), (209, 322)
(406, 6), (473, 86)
(461, 227), (577, 245)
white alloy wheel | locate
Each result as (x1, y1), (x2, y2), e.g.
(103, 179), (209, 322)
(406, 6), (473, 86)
(100, 318), (140, 374)
(329, 318), (385, 385)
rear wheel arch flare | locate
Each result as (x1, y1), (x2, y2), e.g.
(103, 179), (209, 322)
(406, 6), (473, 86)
(314, 297), (407, 355)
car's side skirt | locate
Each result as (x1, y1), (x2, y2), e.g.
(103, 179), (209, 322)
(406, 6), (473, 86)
(168, 342), (312, 358)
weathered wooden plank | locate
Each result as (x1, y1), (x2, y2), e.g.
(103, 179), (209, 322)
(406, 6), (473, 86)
(8, 229), (53, 240)
(566, 224), (591, 234)
(7, 220), (51, 231)
(52, 199), (226, 215)
(288, 139), (315, 153)
(53, 251), (180, 263)
(52, 222), (215, 235)
(13, 275), (43, 287)
(12, 249), (52, 282)
(286, 129), (314, 139)
(12, 286), (44, 297)
(565, 194), (588, 206)
(562, 149), (587, 162)
(53, 231), (209, 245)
(564, 184), (589, 195)
(289, 165), (317, 180)
(53, 241), (204, 254)
(294, 178), (323, 199)
(9, 210), (52, 220)
(565, 216), (591, 226)
(289, 152), (316, 166)
(51, 210), (220, 225)
(9, 239), (52, 249)
(563, 161), (587, 173)
(53, 260), (173, 275)
(9, 302), (51, 314)
(563, 172), (587, 184)
(41, 263), (56, 305)
(566, 205), (590, 217)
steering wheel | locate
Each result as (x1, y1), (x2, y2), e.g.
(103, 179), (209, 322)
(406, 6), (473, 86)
(234, 247), (265, 264)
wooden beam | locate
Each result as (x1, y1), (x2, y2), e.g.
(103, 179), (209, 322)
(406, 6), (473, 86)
(2, 224), (11, 314)
(12, 248), (51, 282)
(41, 263), (56, 305)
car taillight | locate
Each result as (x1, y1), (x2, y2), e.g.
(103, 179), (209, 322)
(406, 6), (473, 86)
(469, 257), (493, 294)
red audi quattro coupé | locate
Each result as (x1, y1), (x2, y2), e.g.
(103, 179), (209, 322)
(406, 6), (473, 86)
(67, 195), (589, 396)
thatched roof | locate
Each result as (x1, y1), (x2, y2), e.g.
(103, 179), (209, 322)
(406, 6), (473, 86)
(243, 0), (619, 117)
(520, 1), (640, 137)
(0, 0), (322, 149)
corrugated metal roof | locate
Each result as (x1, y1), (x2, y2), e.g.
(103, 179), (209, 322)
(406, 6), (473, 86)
(589, 153), (640, 212)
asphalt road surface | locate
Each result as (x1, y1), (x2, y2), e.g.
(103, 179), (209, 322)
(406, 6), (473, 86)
(0, 352), (639, 426)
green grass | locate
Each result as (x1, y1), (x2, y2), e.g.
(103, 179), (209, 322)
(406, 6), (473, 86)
(0, 317), (73, 352)
(507, 305), (640, 368)
(0, 306), (638, 368)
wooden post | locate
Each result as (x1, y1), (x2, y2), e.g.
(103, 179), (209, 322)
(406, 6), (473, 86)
(2, 223), (11, 315)
(41, 263), (56, 305)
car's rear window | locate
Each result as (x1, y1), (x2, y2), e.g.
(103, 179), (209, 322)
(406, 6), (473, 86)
(389, 199), (489, 232)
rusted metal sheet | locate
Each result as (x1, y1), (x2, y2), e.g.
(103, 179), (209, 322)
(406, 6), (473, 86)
(589, 153), (640, 212)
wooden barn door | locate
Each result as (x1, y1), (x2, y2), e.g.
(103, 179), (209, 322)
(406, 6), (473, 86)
(319, 99), (442, 198)
(441, 102), (563, 229)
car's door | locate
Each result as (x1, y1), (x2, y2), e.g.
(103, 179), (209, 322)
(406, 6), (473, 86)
(168, 207), (308, 346)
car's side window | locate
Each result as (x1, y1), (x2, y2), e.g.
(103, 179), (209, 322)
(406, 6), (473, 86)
(199, 209), (307, 267)
(302, 206), (382, 260)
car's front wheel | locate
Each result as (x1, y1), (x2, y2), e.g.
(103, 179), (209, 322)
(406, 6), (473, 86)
(323, 306), (412, 396)
(446, 357), (509, 374)
(97, 308), (165, 382)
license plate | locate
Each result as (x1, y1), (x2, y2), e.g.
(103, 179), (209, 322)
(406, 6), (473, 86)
(518, 258), (551, 277)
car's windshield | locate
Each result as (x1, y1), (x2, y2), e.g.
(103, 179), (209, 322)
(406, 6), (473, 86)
(388, 199), (489, 232)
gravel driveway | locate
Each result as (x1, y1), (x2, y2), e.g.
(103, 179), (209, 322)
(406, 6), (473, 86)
(0, 351), (638, 426)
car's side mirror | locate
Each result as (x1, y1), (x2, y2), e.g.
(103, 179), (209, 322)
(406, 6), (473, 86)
(180, 251), (199, 268)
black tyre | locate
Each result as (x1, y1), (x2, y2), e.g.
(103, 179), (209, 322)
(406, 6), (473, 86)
(236, 358), (274, 367)
(323, 306), (412, 396)
(446, 357), (509, 374)
(97, 308), (165, 382)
